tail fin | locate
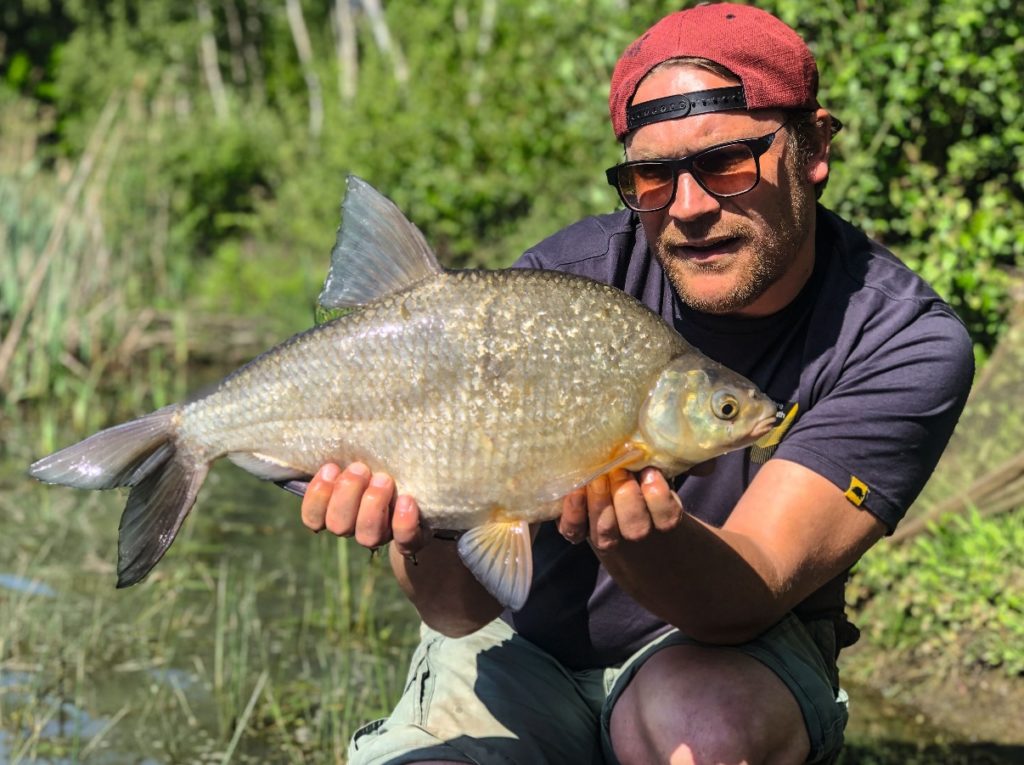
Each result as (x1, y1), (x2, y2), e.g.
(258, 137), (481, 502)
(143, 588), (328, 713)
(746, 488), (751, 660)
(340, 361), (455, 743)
(28, 406), (181, 489)
(27, 405), (209, 587)
(116, 448), (208, 587)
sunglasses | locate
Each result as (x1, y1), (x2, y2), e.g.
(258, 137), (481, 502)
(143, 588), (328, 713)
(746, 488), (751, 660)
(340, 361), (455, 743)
(605, 122), (789, 213)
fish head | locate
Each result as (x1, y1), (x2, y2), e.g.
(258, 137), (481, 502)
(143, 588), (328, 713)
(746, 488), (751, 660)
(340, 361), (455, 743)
(638, 353), (778, 474)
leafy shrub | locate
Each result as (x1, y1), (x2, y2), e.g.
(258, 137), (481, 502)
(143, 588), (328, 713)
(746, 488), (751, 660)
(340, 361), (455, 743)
(849, 509), (1024, 677)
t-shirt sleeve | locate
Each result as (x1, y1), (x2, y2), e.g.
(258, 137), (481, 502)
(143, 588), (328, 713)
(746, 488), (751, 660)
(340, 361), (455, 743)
(772, 307), (974, 532)
(513, 249), (543, 269)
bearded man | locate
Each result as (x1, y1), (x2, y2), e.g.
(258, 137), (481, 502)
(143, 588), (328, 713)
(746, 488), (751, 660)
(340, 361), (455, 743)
(296, 5), (974, 763)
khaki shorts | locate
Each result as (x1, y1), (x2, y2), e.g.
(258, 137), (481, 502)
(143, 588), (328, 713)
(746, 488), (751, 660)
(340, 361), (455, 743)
(347, 614), (848, 765)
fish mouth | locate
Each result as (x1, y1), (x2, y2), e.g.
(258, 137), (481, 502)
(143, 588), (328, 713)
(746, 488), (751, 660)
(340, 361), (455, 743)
(751, 415), (777, 441)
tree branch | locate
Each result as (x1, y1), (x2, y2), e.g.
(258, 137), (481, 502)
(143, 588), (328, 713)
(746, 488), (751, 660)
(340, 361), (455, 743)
(285, 0), (324, 137)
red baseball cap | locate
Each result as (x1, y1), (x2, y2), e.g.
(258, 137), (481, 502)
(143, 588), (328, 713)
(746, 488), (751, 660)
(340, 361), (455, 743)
(609, 3), (823, 140)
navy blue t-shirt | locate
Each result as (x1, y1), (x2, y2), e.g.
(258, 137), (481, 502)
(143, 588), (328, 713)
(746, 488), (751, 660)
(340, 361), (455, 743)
(504, 205), (974, 670)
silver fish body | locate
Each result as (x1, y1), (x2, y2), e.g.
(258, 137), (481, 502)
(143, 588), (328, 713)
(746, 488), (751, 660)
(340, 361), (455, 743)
(185, 270), (688, 528)
(28, 177), (778, 609)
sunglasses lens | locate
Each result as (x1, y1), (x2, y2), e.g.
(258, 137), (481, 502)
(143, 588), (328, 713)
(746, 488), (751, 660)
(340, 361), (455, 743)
(693, 144), (758, 196)
(611, 136), (767, 211)
(616, 163), (676, 212)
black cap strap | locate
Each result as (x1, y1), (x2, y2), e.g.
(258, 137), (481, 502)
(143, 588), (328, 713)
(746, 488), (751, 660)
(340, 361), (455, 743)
(625, 86), (747, 133)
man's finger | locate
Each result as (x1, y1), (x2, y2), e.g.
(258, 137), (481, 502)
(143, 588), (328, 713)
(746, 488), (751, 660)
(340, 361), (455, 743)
(640, 468), (684, 531)
(587, 474), (619, 550)
(559, 488), (588, 543)
(300, 463), (340, 531)
(391, 494), (426, 557)
(324, 462), (371, 537)
(608, 469), (651, 541)
(354, 472), (396, 548)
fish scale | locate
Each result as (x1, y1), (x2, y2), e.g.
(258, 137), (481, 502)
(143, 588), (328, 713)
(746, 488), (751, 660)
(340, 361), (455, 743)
(27, 177), (778, 610)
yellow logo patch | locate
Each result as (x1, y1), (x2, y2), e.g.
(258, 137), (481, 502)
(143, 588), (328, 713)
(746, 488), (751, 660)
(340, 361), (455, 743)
(844, 476), (870, 507)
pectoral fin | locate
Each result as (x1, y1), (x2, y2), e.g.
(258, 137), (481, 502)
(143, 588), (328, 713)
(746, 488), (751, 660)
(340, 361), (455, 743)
(532, 446), (646, 503)
(457, 520), (533, 611)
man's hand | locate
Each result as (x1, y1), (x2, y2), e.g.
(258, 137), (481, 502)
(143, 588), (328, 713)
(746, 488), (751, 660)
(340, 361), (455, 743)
(295, 462), (503, 635)
(557, 465), (711, 547)
(299, 462), (427, 559)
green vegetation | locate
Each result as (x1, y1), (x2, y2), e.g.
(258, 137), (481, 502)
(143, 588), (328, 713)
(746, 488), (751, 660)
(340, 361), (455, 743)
(0, 456), (419, 763)
(1, 0), (1022, 761)
(1, 0), (1021, 432)
(850, 509), (1024, 678)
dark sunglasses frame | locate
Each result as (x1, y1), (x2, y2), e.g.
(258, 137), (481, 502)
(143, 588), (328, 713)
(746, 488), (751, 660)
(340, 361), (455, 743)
(605, 122), (789, 213)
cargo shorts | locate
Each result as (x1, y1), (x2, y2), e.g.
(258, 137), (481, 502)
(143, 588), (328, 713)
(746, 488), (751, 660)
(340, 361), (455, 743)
(347, 614), (849, 765)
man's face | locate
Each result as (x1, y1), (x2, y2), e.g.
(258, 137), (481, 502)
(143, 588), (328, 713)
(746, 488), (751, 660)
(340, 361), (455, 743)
(626, 65), (823, 316)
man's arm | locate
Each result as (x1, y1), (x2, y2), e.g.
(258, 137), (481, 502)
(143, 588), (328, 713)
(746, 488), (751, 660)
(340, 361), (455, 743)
(300, 463), (503, 636)
(560, 460), (886, 645)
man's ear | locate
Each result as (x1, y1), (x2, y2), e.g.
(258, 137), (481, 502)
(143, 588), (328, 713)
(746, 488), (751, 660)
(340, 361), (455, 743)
(807, 108), (834, 185)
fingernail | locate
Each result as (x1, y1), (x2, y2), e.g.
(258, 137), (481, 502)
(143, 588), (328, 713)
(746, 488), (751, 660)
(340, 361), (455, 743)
(643, 468), (658, 484)
(563, 529), (583, 545)
(370, 473), (392, 488)
(348, 462), (369, 477)
(320, 464), (340, 481)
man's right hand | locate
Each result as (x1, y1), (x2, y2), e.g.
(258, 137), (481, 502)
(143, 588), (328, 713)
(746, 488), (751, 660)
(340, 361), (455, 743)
(297, 461), (504, 634)
(299, 462), (427, 559)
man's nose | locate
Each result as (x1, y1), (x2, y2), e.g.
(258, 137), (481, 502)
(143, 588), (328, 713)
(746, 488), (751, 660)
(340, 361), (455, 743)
(667, 171), (721, 221)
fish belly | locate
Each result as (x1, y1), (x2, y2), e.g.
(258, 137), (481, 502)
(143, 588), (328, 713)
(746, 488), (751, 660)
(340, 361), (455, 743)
(178, 270), (687, 529)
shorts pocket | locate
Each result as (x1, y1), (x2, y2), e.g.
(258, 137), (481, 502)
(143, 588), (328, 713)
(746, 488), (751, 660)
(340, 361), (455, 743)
(349, 717), (387, 753)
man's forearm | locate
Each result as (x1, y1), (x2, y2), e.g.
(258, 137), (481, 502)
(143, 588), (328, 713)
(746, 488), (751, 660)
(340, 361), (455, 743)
(595, 514), (785, 645)
(389, 540), (503, 637)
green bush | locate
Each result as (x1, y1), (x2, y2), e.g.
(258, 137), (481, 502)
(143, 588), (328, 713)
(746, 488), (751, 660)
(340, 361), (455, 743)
(776, 0), (1023, 349)
(848, 509), (1024, 677)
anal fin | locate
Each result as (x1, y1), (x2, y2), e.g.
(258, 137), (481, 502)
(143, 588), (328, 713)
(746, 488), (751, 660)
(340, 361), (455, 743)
(227, 452), (310, 482)
(457, 520), (533, 611)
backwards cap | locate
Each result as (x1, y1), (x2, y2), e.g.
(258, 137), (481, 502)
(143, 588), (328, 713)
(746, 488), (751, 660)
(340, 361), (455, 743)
(609, 3), (821, 140)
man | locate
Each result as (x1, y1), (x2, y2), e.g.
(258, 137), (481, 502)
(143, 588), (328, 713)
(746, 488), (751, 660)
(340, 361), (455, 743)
(297, 4), (974, 764)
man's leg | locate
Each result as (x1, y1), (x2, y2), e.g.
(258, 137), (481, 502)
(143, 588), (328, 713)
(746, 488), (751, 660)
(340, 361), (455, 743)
(609, 644), (809, 764)
(348, 619), (606, 765)
(601, 615), (848, 765)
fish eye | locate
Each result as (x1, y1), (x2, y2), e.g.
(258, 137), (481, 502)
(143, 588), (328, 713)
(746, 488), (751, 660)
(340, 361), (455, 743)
(712, 391), (739, 420)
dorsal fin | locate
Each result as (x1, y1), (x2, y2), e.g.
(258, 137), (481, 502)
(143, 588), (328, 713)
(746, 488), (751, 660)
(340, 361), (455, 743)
(318, 176), (443, 311)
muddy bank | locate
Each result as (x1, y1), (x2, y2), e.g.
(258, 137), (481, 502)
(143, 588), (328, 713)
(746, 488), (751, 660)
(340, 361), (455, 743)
(841, 639), (1024, 747)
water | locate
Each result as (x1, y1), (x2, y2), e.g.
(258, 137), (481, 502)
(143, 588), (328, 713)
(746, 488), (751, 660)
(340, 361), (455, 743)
(1, 446), (1020, 764)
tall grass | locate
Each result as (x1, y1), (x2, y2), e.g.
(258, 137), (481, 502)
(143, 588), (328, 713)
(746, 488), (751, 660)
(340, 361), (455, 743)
(0, 93), (282, 448)
(0, 456), (418, 764)
(0, 93), (179, 439)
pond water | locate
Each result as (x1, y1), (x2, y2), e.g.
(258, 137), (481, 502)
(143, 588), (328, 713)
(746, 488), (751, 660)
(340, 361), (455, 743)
(1, 446), (1020, 764)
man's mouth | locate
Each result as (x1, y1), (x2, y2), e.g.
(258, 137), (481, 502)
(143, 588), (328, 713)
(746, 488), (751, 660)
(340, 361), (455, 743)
(676, 236), (742, 259)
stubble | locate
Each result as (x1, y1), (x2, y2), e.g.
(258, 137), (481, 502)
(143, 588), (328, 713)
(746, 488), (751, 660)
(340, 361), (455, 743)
(654, 145), (815, 315)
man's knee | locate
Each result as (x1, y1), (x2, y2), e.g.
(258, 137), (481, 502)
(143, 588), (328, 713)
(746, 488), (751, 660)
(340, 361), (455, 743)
(609, 644), (809, 765)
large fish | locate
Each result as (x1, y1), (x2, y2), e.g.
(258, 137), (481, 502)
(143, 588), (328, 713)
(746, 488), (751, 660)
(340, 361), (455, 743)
(28, 177), (778, 610)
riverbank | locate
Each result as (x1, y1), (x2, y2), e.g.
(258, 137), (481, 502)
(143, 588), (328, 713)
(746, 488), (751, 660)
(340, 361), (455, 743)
(844, 641), (1024, 749)
(840, 505), (1024, 760)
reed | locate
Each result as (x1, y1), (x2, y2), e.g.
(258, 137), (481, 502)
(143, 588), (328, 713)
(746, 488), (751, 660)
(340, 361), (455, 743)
(0, 94), (283, 444)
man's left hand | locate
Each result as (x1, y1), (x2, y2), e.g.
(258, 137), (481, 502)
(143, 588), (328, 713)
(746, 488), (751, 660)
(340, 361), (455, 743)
(558, 467), (689, 548)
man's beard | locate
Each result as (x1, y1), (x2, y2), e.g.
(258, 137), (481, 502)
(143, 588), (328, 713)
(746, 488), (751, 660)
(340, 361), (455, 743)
(653, 160), (815, 315)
